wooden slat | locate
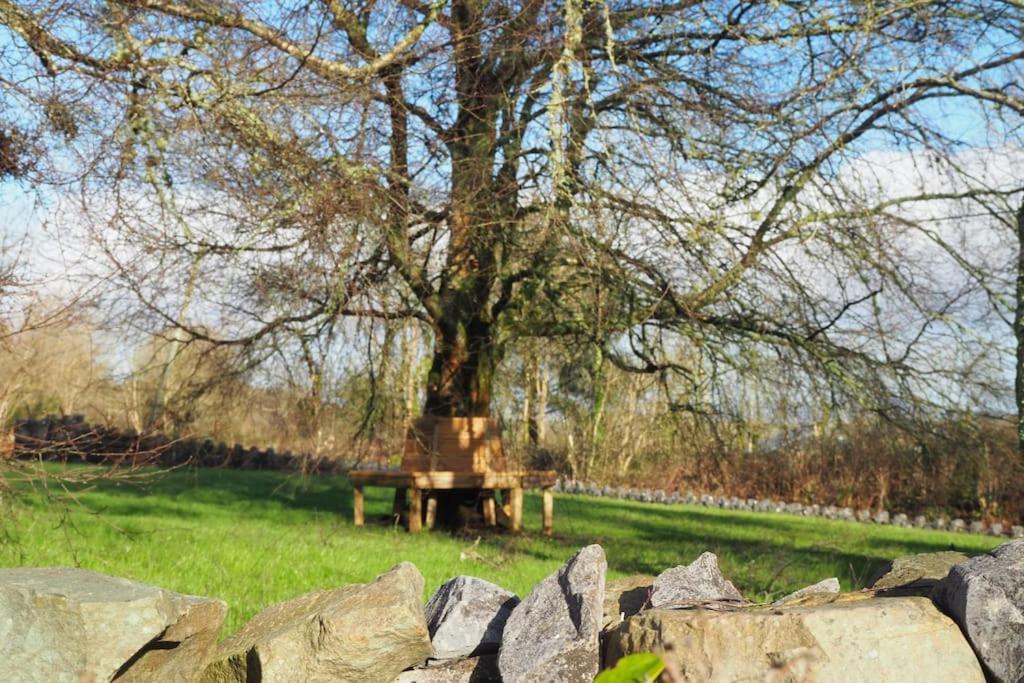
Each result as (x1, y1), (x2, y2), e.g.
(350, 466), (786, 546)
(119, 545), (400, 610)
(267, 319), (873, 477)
(349, 469), (558, 489)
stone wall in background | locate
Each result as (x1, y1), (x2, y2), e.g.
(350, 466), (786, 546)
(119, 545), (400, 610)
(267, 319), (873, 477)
(9, 414), (1023, 534)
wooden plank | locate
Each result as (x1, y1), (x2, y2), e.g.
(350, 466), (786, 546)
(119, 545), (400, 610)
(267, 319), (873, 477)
(409, 486), (422, 533)
(509, 487), (523, 532)
(542, 488), (553, 536)
(353, 485), (365, 527)
(348, 469), (558, 489)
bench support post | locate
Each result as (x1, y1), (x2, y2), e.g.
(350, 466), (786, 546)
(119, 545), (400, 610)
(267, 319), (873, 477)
(542, 488), (553, 536)
(409, 485), (422, 533)
(509, 486), (523, 532)
(353, 485), (365, 527)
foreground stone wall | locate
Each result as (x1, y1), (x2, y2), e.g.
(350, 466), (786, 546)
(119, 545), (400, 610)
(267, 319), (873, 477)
(3, 541), (1022, 682)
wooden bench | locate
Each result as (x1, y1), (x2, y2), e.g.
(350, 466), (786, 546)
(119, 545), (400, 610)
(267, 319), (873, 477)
(349, 470), (557, 534)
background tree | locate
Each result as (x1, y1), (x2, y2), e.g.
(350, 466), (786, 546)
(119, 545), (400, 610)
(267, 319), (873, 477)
(2, 0), (1023, 426)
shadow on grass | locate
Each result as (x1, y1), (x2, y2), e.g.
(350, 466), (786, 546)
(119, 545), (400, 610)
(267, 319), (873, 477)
(28, 465), (996, 597)
(29, 466), (355, 521)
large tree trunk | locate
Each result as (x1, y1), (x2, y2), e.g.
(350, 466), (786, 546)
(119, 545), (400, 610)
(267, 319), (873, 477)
(421, 0), (501, 419)
(1015, 199), (1024, 457)
(423, 316), (499, 417)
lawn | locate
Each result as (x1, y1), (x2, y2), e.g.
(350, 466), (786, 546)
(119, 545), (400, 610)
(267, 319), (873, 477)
(0, 464), (1003, 635)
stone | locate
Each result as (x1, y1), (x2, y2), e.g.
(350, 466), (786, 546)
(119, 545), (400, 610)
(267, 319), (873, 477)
(396, 655), (500, 683)
(873, 509), (890, 524)
(933, 540), (1024, 682)
(1012, 525), (1024, 539)
(498, 545), (606, 683)
(990, 522), (1005, 536)
(950, 518), (966, 532)
(118, 598), (228, 683)
(605, 593), (984, 682)
(913, 515), (928, 528)
(856, 508), (872, 522)
(892, 513), (909, 526)
(773, 577), (840, 605)
(602, 575), (653, 628)
(201, 562), (431, 682)
(0, 567), (225, 683)
(969, 520), (986, 535)
(649, 552), (743, 608)
(425, 577), (518, 659)
(869, 551), (968, 595)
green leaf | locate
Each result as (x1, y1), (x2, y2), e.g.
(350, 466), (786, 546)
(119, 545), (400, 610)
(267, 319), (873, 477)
(593, 653), (666, 683)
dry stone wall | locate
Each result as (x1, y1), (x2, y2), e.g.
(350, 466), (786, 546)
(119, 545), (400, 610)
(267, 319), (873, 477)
(3, 542), (1023, 682)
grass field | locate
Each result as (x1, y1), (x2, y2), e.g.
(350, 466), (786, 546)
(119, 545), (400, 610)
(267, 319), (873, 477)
(0, 465), (1003, 635)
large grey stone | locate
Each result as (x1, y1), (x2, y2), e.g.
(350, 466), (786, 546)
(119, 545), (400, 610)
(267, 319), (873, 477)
(0, 567), (225, 683)
(772, 577), (840, 606)
(425, 576), (518, 659)
(870, 551), (968, 595)
(602, 575), (653, 628)
(498, 544), (606, 683)
(649, 552), (743, 608)
(395, 655), (500, 682)
(933, 541), (1024, 683)
(202, 562), (431, 682)
(605, 593), (984, 682)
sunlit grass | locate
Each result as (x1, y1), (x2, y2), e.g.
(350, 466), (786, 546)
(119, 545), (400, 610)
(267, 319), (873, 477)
(0, 464), (1001, 635)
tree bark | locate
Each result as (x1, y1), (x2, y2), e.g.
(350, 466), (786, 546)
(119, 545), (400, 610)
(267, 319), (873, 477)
(421, 0), (502, 419)
(1015, 199), (1024, 457)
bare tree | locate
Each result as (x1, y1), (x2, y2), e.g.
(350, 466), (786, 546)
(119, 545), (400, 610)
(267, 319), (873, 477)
(2, 0), (1023, 424)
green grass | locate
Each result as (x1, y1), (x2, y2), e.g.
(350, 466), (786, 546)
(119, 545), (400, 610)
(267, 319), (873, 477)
(0, 465), (1003, 635)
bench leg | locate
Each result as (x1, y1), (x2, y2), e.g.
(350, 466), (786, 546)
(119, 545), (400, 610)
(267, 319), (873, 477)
(542, 488), (553, 536)
(354, 485), (365, 527)
(482, 494), (497, 527)
(425, 494), (438, 530)
(510, 487), (523, 532)
(409, 485), (422, 533)
(392, 487), (407, 523)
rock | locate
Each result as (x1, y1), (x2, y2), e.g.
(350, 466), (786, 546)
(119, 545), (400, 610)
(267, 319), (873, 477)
(649, 552), (743, 608)
(395, 655), (500, 683)
(498, 545), (606, 683)
(869, 551), (968, 595)
(605, 593), (984, 682)
(425, 577), (518, 659)
(969, 520), (986, 534)
(1012, 525), (1024, 539)
(950, 518), (966, 532)
(0, 567), (225, 683)
(602, 575), (653, 628)
(990, 523), (1005, 536)
(933, 541), (1024, 682)
(118, 598), (228, 683)
(773, 577), (840, 605)
(202, 562), (431, 683)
